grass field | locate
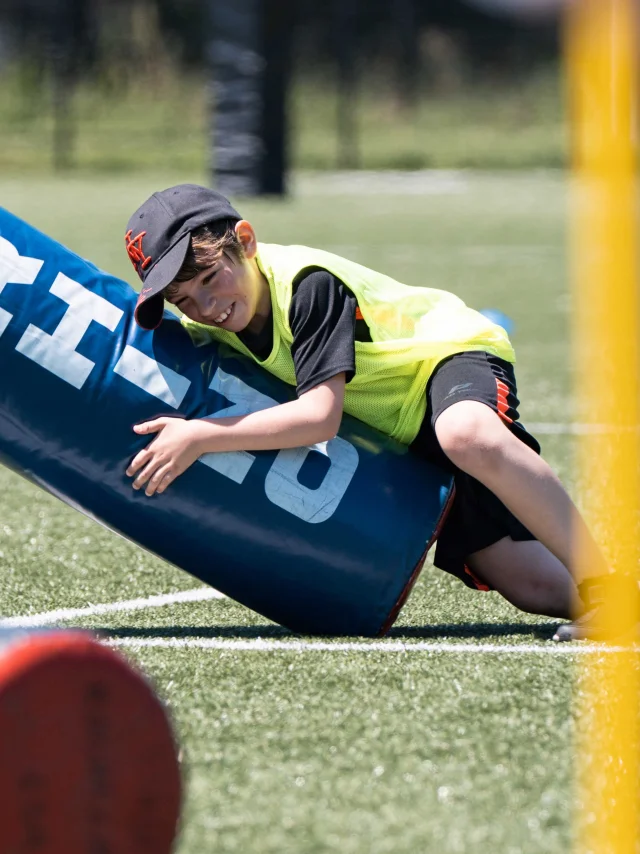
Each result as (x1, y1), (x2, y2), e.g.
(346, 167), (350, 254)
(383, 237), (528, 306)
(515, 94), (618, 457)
(0, 69), (565, 173)
(0, 171), (620, 852)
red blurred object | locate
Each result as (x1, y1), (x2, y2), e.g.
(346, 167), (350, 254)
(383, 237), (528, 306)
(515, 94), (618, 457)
(0, 631), (181, 854)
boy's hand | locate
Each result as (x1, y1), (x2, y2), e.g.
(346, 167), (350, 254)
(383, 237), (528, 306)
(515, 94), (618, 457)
(126, 374), (347, 497)
(127, 417), (205, 497)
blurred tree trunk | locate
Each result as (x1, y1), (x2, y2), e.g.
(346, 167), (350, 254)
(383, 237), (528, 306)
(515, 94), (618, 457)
(392, 0), (420, 111)
(49, 0), (85, 171)
(334, 0), (359, 169)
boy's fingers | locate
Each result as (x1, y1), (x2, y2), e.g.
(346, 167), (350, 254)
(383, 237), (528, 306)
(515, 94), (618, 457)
(126, 449), (152, 477)
(133, 418), (166, 434)
(133, 460), (161, 491)
(148, 466), (174, 497)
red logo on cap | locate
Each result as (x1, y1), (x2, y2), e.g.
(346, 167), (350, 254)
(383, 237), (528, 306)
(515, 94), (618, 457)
(125, 230), (152, 275)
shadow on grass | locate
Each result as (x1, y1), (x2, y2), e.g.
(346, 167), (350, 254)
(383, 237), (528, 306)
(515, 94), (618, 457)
(386, 622), (556, 641)
(96, 624), (293, 640)
(93, 621), (557, 641)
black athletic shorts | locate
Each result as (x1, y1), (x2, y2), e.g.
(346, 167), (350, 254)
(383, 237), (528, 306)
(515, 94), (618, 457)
(410, 351), (541, 591)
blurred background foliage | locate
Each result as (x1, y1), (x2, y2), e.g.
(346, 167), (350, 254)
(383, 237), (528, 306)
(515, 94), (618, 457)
(0, 0), (565, 174)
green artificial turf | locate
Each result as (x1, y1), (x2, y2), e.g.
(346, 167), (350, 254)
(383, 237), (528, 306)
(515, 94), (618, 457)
(0, 171), (602, 852)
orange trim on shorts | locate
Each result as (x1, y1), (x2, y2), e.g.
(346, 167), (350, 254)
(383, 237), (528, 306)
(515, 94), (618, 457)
(463, 564), (491, 592)
(355, 306), (364, 321)
(495, 378), (513, 424)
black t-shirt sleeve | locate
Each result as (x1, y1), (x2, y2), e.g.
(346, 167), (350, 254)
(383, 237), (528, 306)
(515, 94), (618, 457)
(289, 268), (357, 395)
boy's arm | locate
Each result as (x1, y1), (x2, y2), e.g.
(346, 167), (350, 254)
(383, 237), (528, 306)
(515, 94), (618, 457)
(128, 270), (358, 495)
(127, 373), (346, 496)
(198, 371), (345, 451)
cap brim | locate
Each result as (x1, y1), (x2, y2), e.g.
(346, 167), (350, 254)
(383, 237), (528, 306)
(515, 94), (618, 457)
(134, 292), (165, 330)
(133, 232), (191, 330)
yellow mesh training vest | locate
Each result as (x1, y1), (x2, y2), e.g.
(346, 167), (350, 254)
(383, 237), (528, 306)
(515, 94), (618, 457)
(181, 244), (515, 444)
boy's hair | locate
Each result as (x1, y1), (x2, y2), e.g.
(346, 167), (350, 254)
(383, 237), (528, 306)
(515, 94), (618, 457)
(164, 219), (244, 297)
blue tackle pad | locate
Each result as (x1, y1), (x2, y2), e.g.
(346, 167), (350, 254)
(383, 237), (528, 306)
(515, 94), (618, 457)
(0, 208), (452, 636)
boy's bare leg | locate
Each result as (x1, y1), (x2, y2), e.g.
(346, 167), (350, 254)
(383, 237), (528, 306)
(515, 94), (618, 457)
(434, 399), (609, 590)
(466, 537), (574, 619)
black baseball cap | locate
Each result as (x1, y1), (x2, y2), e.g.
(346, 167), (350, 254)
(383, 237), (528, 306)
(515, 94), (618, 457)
(125, 184), (241, 330)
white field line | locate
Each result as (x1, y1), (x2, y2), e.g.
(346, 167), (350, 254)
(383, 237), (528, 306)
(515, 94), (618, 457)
(106, 637), (636, 655)
(527, 422), (640, 435)
(2, 591), (635, 654)
(0, 587), (225, 628)
(294, 170), (469, 196)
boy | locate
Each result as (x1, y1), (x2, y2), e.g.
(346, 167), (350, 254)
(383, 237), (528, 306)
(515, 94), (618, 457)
(123, 184), (617, 641)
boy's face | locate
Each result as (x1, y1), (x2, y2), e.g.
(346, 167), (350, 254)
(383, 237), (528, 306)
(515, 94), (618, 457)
(165, 221), (268, 333)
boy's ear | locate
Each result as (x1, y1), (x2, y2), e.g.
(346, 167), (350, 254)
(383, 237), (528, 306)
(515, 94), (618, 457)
(234, 220), (258, 259)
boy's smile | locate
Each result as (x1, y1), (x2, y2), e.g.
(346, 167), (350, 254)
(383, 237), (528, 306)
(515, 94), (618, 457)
(165, 222), (271, 335)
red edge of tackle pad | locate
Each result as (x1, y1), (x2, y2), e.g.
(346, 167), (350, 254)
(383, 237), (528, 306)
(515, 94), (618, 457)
(0, 631), (182, 854)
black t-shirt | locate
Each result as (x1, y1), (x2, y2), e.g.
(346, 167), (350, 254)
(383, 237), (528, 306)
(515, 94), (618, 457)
(237, 268), (371, 395)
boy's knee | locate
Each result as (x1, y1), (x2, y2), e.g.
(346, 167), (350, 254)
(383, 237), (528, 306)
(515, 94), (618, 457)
(434, 401), (507, 473)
